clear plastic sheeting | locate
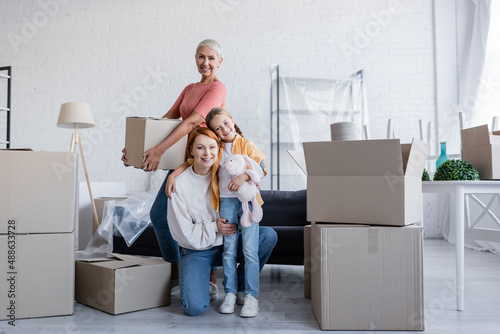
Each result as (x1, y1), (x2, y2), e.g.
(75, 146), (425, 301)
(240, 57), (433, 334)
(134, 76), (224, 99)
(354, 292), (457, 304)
(270, 65), (368, 190)
(76, 191), (157, 259)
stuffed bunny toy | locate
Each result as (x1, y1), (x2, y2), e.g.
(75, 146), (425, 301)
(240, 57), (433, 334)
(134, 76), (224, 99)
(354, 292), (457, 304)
(220, 154), (264, 227)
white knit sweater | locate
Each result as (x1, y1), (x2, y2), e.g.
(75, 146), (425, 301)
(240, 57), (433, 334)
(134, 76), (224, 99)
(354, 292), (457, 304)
(167, 166), (223, 250)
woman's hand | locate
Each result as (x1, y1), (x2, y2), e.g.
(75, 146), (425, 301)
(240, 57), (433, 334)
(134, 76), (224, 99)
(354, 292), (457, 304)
(141, 146), (163, 172)
(227, 173), (250, 192)
(121, 148), (129, 167)
(216, 218), (237, 236)
(165, 174), (176, 199)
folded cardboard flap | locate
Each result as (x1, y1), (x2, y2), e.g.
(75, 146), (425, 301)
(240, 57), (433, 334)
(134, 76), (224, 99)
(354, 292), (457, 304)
(302, 138), (429, 177)
(78, 253), (145, 270)
(462, 124), (500, 148)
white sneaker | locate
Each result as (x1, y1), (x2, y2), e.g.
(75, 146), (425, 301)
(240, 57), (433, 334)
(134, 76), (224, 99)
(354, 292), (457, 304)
(209, 282), (218, 301)
(236, 291), (245, 305)
(219, 293), (237, 314)
(240, 294), (259, 318)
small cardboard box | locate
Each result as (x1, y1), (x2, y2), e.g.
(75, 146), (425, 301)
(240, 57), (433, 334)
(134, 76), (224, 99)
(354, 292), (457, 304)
(304, 225), (311, 299)
(0, 233), (75, 320)
(311, 224), (424, 331)
(461, 124), (500, 179)
(75, 253), (171, 314)
(124, 117), (188, 170)
(298, 139), (429, 226)
(0, 150), (77, 233)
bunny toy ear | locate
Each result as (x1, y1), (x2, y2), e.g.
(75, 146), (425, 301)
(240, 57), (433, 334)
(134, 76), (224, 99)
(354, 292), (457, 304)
(242, 155), (264, 179)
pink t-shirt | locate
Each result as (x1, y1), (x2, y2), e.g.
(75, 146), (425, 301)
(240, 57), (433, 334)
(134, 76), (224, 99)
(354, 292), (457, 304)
(169, 81), (226, 127)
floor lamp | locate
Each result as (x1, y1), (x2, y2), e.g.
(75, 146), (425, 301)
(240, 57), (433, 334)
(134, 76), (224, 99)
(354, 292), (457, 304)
(57, 102), (100, 232)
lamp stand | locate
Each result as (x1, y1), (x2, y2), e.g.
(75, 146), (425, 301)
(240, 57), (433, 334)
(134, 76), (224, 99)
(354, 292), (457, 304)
(71, 127), (100, 232)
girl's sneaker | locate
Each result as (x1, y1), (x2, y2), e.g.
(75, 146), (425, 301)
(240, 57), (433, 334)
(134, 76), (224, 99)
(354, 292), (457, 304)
(240, 294), (259, 318)
(219, 293), (236, 314)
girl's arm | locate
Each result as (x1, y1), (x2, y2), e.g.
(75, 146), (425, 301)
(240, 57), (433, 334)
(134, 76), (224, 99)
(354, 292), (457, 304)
(165, 162), (190, 198)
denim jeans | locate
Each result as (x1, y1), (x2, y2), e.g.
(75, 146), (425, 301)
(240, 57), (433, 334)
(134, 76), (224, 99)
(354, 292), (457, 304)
(180, 226), (277, 316)
(149, 170), (180, 264)
(220, 197), (259, 298)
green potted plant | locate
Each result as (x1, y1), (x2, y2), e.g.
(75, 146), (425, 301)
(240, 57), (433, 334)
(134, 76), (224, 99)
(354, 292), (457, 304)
(433, 159), (480, 181)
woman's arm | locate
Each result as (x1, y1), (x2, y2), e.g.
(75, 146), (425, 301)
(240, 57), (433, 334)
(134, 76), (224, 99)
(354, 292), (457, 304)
(141, 112), (205, 171)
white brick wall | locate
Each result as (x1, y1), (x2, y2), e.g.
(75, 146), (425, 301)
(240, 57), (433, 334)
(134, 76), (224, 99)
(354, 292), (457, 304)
(0, 0), (440, 194)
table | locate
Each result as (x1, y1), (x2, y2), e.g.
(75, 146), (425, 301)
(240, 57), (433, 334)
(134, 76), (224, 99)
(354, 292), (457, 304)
(422, 180), (500, 311)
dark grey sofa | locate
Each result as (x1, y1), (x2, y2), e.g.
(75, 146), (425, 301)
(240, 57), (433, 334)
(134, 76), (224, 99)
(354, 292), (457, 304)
(113, 190), (308, 265)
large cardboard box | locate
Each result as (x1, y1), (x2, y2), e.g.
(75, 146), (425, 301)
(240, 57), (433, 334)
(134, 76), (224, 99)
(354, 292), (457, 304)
(461, 124), (500, 179)
(0, 151), (77, 233)
(304, 225), (311, 299)
(311, 224), (424, 331)
(124, 117), (188, 170)
(301, 139), (429, 226)
(75, 253), (171, 314)
(0, 233), (75, 321)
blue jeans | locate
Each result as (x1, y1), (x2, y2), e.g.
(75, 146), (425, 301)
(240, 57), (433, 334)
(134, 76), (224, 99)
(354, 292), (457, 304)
(220, 197), (259, 298)
(179, 226), (277, 316)
(149, 171), (180, 264)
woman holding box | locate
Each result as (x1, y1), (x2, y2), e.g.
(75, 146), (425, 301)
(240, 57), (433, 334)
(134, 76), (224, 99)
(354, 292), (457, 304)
(122, 39), (225, 293)
(121, 39), (276, 302)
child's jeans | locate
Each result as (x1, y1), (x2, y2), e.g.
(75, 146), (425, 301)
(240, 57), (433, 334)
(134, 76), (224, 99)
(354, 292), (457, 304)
(220, 197), (260, 298)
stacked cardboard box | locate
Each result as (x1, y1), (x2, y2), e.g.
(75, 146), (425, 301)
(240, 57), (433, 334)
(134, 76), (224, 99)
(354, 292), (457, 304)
(298, 138), (429, 331)
(0, 151), (77, 322)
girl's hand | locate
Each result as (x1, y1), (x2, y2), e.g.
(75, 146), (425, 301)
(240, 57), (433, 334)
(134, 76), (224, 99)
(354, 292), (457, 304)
(228, 173), (249, 192)
(165, 174), (176, 199)
(217, 218), (237, 236)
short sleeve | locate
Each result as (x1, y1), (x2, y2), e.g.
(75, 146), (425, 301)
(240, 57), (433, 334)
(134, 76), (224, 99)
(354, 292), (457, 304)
(193, 82), (226, 119)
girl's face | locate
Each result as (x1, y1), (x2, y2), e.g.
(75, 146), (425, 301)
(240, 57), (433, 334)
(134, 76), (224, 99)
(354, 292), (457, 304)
(195, 46), (222, 83)
(190, 134), (219, 175)
(210, 114), (236, 143)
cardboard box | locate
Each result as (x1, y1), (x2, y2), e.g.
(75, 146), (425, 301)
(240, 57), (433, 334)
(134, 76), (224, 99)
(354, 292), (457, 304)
(124, 117), (188, 170)
(94, 197), (127, 234)
(75, 253), (171, 314)
(0, 150), (77, 233)
(304, 225), (311, 299)
(311, 224), (424, 331)
(297, 139), (429, 226)
(461, 124), (500, 179)
(0, 233), (75, 321)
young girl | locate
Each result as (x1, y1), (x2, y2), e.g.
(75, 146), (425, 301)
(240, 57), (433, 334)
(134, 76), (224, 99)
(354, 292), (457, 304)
(166, 107), (266, 318)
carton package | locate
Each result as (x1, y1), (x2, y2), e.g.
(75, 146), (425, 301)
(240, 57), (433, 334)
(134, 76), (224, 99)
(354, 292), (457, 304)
(297, 139), (429, 226)
(75, 254), (171, 314)
(124, 117), (188, 170)
(0, 150), (77, 233)
(0, 233), (75, 321)
(311, 224), (424, 331)
(461, 124), (500, 179)
(0, 150), (77, 321)
(304, 225), (311, 299)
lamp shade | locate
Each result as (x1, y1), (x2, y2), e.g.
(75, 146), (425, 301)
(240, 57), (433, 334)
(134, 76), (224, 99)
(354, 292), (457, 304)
(57, 102), (95, 129)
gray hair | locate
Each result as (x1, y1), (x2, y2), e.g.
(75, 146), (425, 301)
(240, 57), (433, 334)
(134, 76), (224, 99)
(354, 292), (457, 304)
(196, 39), (222, 59)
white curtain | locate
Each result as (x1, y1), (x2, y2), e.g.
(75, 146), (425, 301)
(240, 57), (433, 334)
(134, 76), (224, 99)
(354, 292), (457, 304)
(442, 0), (500, 254)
